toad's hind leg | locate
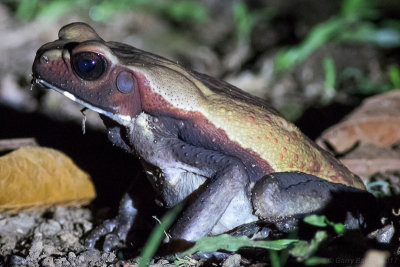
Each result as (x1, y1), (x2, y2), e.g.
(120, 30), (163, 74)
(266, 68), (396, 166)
(251, 172), (371, 230)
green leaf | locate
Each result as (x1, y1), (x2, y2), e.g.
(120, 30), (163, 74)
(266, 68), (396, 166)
(16, 0), (38, 22)
(37, 0), (73, 20)
(304, 215), (345, 234)
(89, 2), (118, 21)
(138, 203), (183, 267)
(305, 256), (331, 265)
(166, 1), (208, 22)
(304, 215), (328, 227)
(289, 231), (327, 262)
(325, 219), (345, 235)
(331, 223), (345, 234)
(179, 234), (298, 257)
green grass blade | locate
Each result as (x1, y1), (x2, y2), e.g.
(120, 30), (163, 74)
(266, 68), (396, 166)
(138, 203), (183, 267)
(179, 234), (298, 256)
(270, 250), (281, 267)
(275, 19), (345, 71)
(341, 0), (379, 20)
(389, 65), (400, 88)
(323, 57), (336, 104)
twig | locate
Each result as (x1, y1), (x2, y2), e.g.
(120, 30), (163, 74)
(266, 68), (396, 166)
(0, 138), (38, 152)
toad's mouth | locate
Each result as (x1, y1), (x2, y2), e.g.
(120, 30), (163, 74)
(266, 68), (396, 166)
(32, 77), (133, 127)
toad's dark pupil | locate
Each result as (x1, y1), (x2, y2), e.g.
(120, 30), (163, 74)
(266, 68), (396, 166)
(72, 52), (106, 81)
(79, 59), (96, 73)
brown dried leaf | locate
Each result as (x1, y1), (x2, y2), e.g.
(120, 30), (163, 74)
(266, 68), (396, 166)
(317, 90), (400, 152)
(317, 90), (400, 178)
(340, 144), (400, 178)
(0, 146), (96, 212)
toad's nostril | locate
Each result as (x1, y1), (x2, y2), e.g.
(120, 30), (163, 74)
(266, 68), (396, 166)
(40, 55), (49, 64)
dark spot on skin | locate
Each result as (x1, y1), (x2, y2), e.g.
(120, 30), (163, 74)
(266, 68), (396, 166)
(309, 157), (321, 173)
(300, 162), (305, 171)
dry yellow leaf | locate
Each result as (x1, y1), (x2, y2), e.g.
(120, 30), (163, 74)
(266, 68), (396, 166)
(0, 146), (96, 212)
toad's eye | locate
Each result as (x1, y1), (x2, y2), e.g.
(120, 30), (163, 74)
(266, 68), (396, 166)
(72, 52), (106, 81)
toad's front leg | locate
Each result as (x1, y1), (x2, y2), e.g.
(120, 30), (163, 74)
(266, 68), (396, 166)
(169, 159), (249, 241)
